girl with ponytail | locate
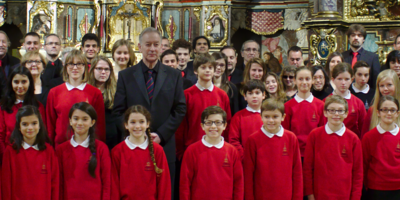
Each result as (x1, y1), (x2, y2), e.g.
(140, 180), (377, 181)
(56, 102), (111, 200)
(111, 105), (171, 200)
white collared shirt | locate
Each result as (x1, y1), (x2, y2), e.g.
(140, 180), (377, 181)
(325, 123), (346, 136)
(66, 82), (87, 91)
(351, 83), (370, 94)
(195, 82), (214, 92)
(70, 135), (90, 148)
(333, 90), (351, 100)
(246, 106), (261, 113)
(294, 93), (314, 103)
(261, 125), (284, 138)
(377, 123), (399, 136)
(201, 135), (224, 149)
(15, 99), (23, 104)
(22, 142), (39, 150)
(125, 136), (148, 150)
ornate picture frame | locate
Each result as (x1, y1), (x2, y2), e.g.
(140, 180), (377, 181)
(204, 6), (228, 47)
(28, 1), (56, 38)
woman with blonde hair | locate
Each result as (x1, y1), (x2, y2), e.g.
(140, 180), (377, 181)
(112, 39), (136, 79)
(264, 72), (289, 102)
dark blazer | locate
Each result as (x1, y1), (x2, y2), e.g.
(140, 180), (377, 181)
(0, 54), (20, 97)
(183, 61), (198, 84)
(113, 60), (186, 163)
(42, 58), (64, 88)
(229, 68), (243, 85)
(342, 48), (380, 90)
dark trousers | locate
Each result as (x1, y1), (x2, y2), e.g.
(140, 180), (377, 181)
(169, 161), (176, 200)
(364, 189), (400, 200)
(174, 159), (182, 200)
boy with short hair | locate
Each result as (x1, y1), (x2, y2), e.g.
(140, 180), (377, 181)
(180, 106), (243, 200)
(349, 60), (374, 110)
(303, 95), (363, 200)
(244, 99), (302, 200)
(81, 33), (100, 66)
(176, 53), (232, 160)
(229, 79), (266, 159)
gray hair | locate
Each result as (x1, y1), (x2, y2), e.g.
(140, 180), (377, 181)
(0, 31), (11, 47)
(241, 40), (260, 52)
(44, 34), (61, 45)
(139, 27), (162, 44)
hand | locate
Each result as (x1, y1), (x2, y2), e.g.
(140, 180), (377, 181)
(150, 133), (161, 144)
(308, 194), (315, 200)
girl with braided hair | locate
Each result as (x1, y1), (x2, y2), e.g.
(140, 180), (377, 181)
(111, 105), (171, 200)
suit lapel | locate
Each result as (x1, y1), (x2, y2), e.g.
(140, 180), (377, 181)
(153, 65), (167, 100)
(133, 67), (150, 104)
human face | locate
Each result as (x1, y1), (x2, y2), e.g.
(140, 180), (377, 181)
(113, 45), (130, 67)
(215, 20), (220, 25)
(161, 39), (170, 53)
(332, 72), (352, 94)
(214, 58), (226, 78)
(12, 74), (29, 100)
(162, 54), (178, 69)
(125, 113), (149, 140)
(349, 31), (365, 49)
(377, 100), (400, 126)
(0, 33), (8, 59)
(67, 58), (85, 81)
(138, 32), (161, 64)
(295, 69), (312, 93)
(25, 56), (44, 76)
(261, 109), (285, 134)
(241, 42), (259, 63)
(313, 70), (325, 91)
(194, 38), (209, 54)
(379, 78), (395, 96)
(354, 67), (370, 88)
(195, 63), (214, 82)
(265, 75), (278, 94)
(201, 114), (227, 139)
(44, 36), (61, 57)
(69, 109), (95, 136)
(394, 37), (400, 50)
(288, 51), (303, 67)
(324, 103), (348, 127)
(82, 40), (99, 60)
(249, 63), (263, 80)
(329, 56), (342, 74)
(222, 48), (237, 72)
(94, 60), (111, 84)
(389, 60), (400, 78)
(23, 35), (41, 51)
(20, 115), (40, 143)
(244, 89), (265, 108)
(176, 47), (190, 67)
(282, 72), (295, 88)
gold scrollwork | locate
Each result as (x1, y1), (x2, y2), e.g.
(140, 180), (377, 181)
(79, 13), (91, 41)
(28, 1), (56, 35)
(154, 0), (164, 37)
(165, 15), (177, 44)
(91, 0), (101, 34)
(57, 4), (64, 18)
(345, 0), (399, 21)
(204, 6), (228, 47)
(310, 28), (337, 65)
(193, 7), (201, 21)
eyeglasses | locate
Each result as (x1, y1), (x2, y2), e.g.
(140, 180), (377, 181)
(203, 120), (225, 127)
(45, 42), (60, 46)
(244, 48), (258, 52)
(67, 63), (85, 69)
(95, 67), (111, 72)
(26, 60), (42, 65)
(325, 109), (346, 115)
(379, 108), (398, 114)
(283, 75), (294, 79)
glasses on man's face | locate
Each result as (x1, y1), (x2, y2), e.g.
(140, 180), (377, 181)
(283, 75), (294, 79)
(379, 108), (398, 114)
(67, 63), (85, 69)
(244, 48), (258, 53)
(26, 60), (42, 65)
(325, 109), (346, 115)
(95, 67), (111, 72)
(46, 42), (60, 46)
(203, 120), (225, 127)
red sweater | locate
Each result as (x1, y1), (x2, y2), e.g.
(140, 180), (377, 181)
(362, 127), (400, 190)
(56, 139), (111, 200)
(0, 102), (45, 159)
(2, 143), (59, 200)
(303, 126), (363, 200)
(361, 106), (373, 138)
(244, 129), (303, 200)
(282, 97), (325, 156)
(228, 109), (263, 160)
(324, 94), (366, 138)
(176, 85), (232, 160)
(46, 83), (106, 146)
(111, 141), (171, 200)
(180, 141), (243, 200)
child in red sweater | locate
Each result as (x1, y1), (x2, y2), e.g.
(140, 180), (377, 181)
(2, 105), (59, 200)
(176, 53), (231, 160)
(362, 95), (400, 199)
(229, 79), (265, 159)
(282, 66), (325, 157)
(180, 106), (243, 200)
(303, 95), (363, 200)
(244, 98), (302, 200)
(111, 105), (171, 200)
(56, 102), (111, 200)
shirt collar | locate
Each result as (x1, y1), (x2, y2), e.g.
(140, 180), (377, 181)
(201, 135), (224, 149)
(70, 135), (90, 148)
(351, 83), (370, 94)
(325, 123), (346, 136)
(377, 123), (399, 136)
(294, 93), (313, 103)
(15, 99), (23, 104)
(352, 47), (364, 54)
(141, 60), (160, 73)
(261, 125), (284, 138)
(125, 136), (148, 150)
(65, 82), (86, 91)
(22, 142), (39, 150)
(246, 106), (261, 113)
(196, 82), (214, 92)
(333, 90), (351, 99)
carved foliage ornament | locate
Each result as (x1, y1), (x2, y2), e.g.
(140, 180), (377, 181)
(347, 0), (400, 21)
(310, 28), (337, 65)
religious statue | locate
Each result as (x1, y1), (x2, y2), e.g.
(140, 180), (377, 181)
(210, 18), (225, 43)
(31, 13), (51, 36)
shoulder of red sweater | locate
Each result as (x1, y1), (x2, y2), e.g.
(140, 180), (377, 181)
(95, 139), (109, 150)
(152, 142), (164, 151)
(44, 143), (56, 153)
(310, 126), (325, 135)
(344, 128), (359, 139)
(55, 140), (71, 150)
(84, 84), (102, 93)
(283, 129), (296, 137)
(362, 127), (379, 140)
(248, 129), (263, 139)
(350, 94), (364, 104)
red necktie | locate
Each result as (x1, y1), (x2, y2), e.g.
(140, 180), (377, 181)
(51, 62), (55, 66)
(88, 63), (91, 69)
(0, 60), (2, 67)
(351, 52), (358, 68)
(228, 75), (231, 81)
(181, 71), (185, 77)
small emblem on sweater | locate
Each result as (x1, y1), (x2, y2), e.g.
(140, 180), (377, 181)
(350, 107), (356, 115)
(396, 142), (400, 153)
(311, 113), (317, 122)
(41, 164), (48, 174)
(341, 145), (347, 157)
(282, 143), (288, 156)
(223, 153), (230, 167)
(145, 162), (153, 171)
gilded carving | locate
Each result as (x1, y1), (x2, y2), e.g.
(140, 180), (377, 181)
(165, 15), (177, 44)
(204, 6), (228, 47)
(57, 4), (64, 18)
(154, 0), (164, 37)
(346, 0), (400, 21)
(310, 28), (337, 65)
(91, 0), (101, 34)
(28, 1), (56, 38)
(193, 7), (201, 21)
(79, 13), (91, 41)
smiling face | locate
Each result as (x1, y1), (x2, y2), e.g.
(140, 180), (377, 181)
(221, 48), (237, 72)
(378, 78), (395, 97)
(0, 32), (9, 59)
(162, 54), (178, 69)
(194, 38), (209, 54)
(113, 45), (130, 67)
(377, 100), (400, 126)
(324, 103), (348, 127)
(12, 74), (30, 100)
(389, 60), (400, 78)
(195, 63), (214, 82)
(20, 114), (40, 143)
(295, 69), (312, 93)
(249, 63), (263, 80)
(23, 35), (41, 52)
(201, 114), (227, 139)
(176, 47), (190, 67)
(69, 109), (96, 136)
(125, 112), (149, 140)
(214, 58), (226, 78)
(25, 55), (44, 76)
(288, 51), (303, 67)
(329, 56), (342, 74)
(82, 40), (99, 61)
(313, 69), (325, 91)
(261, 109), (285, 134)
(265, 75), (278, 94)
(282, 72), (295, 88)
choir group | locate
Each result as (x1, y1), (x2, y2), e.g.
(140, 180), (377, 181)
(0, 23), (398, 200)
